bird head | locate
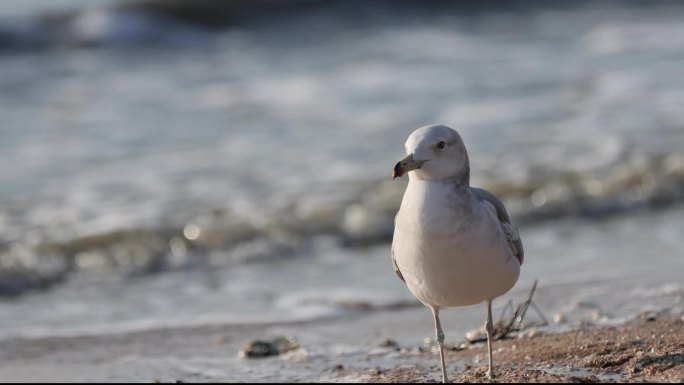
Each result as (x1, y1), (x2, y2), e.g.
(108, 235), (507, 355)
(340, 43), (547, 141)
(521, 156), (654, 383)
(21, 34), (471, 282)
(392, 124), (470, 183)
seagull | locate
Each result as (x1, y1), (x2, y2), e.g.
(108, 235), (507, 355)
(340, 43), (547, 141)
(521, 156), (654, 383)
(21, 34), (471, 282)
(390, 124), (523, 382)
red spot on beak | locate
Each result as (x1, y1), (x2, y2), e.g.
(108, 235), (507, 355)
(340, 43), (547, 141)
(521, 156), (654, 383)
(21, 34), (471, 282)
(392, 162), (403, 180)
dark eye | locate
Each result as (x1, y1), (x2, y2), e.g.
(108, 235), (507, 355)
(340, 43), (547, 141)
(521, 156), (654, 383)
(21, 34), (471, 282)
(436, 141), (446, 150)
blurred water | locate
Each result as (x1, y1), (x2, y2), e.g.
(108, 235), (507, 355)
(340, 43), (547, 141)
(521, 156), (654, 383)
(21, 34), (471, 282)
(0, 0), (114, 17)
(0, 1), (683, 337)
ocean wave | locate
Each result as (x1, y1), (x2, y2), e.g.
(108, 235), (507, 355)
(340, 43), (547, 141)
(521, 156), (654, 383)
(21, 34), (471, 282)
(2, 149), (683, 297)
(2, 0), (684, 297)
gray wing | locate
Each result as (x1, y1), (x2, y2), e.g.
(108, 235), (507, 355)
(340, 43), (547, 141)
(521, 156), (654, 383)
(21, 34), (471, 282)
(391, 215), (405, 283)
(471, 187), (524, 265)
(390, 245), (405, 282)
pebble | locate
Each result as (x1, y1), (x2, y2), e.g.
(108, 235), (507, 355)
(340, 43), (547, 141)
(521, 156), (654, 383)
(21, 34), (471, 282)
(448, 343), (467, 352)
(465, 328), (487, 343)
(638, 310), (659, 321)
(282, 347), (311, 362)
(238, 336), (299, 358)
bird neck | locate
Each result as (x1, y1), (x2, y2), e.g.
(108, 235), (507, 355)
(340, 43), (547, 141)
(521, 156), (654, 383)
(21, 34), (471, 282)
(447, 150), (471, 190)
(445, 164), (470, 194)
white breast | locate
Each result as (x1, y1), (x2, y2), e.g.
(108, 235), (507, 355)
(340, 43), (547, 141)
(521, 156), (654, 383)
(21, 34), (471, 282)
(392, 180), (520, 308)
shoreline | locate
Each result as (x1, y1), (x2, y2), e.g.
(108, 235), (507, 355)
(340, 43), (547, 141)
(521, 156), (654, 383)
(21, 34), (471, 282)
(0, 305), (681, 382)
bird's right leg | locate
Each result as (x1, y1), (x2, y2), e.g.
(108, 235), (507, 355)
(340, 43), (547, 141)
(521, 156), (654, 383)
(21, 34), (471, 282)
(430, 306), (448, 383)
(484, 299), (495, 379)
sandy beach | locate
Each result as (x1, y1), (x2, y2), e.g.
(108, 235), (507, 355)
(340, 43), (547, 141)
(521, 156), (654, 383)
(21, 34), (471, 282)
(366, 313), (684, 383)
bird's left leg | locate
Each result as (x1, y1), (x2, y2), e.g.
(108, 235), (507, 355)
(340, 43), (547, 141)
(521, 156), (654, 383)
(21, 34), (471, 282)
(430, 306), (448, 383)
(484, 299), (495, 379)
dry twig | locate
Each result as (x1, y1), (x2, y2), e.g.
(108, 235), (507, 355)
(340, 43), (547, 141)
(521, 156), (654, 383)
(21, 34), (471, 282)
(465, 279), (546, 343)
(493, 279), (546, 340)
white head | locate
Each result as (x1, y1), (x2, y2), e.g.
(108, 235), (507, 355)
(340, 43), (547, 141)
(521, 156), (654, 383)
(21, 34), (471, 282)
(393, 124), (470, 183)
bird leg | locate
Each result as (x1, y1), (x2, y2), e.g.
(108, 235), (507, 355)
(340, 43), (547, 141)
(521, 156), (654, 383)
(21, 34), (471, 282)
(485, 299), (495, 379)
(431, 306), (448, 383)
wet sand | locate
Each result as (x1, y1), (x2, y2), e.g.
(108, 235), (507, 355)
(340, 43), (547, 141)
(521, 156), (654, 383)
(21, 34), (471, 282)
(0, 307), (682, 383)
(362, 313), (684, 383)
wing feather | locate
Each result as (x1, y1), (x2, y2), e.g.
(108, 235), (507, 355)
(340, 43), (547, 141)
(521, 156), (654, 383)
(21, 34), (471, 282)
(471, 187), (524, 265)
(391, 214), (406, 283)
(391, 245), (405, 282)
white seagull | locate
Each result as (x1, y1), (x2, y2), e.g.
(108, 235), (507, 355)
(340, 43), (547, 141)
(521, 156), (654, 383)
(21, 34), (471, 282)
(391, 124), (524, 382)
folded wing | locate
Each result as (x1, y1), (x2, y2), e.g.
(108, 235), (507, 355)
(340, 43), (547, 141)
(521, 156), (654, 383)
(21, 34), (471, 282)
(471, 187), (524, 265)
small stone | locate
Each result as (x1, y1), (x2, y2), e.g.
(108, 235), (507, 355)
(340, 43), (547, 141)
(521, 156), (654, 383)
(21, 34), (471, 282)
(448, 343), (466, 351)
(333, 363), (344, 371)
(465, 328), (487, 343)
(553, 312), (567, 324)
(272, 336), (300, 353)
(638, 310), (658, 321)
(283, 348), (310, 362)
(238, 341), (274, 358)
(238, 336), (299, 358)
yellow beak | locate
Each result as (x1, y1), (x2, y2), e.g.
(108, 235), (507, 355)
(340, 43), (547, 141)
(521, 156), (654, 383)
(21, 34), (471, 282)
(392, 154), (427, 179)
